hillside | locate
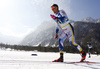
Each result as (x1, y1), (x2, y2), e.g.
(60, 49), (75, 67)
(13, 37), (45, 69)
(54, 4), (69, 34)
(20, 20), (100, 52)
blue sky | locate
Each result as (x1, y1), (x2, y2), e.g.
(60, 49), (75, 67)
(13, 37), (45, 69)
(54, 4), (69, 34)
(0, 0), (100, 39)
(70, 0), (100, 21)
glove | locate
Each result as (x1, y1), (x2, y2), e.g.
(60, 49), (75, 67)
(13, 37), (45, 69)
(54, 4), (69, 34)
(50, 14), (58, 20)
(55, 33), (58, 40)
(50, 15), (55, 19)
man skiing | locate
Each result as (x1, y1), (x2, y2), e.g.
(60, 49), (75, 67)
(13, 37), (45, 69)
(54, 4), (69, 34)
(50, 4), (86, 62)
(87, 42), (92, 58)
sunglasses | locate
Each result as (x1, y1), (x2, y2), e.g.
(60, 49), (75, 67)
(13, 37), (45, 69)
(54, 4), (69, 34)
(51, 7), (56, 10)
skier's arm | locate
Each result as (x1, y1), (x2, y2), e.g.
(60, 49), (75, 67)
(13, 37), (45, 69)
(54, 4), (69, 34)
(56, 26), (59, 34)
(55, 26), (59, 40)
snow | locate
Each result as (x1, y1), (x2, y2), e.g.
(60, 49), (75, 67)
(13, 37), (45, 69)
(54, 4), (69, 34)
(81, 17), (96, 23)
(96, 18), (100, 23)
(0, 49), (100, 69)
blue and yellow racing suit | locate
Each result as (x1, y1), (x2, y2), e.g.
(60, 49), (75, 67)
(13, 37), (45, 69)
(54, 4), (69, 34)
(55, 10), (83, 53)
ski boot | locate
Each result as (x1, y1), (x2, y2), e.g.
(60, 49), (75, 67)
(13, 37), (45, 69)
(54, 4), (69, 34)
(52, 53), (63, 62)
(80, 51), (86, 62)
(89, 55), (91, 58)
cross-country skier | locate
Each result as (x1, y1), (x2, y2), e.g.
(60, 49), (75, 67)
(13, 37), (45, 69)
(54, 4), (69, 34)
(50, 4), (86, 62)
(87, 42), (92, 58)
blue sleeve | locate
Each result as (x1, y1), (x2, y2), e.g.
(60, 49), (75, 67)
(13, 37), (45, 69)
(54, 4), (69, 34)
(56, 27), (59, 34)
(57, 10), (69, 23)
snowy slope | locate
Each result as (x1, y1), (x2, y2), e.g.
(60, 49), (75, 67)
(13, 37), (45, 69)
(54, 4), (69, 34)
(96, 18), (100, 23)
(81, 17), (100, 23)
(81, 17), (96, 23)
(0, 49), (100, 69)
(20, 20), (56, 46)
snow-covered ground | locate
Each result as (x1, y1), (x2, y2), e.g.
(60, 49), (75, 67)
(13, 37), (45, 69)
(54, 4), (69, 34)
(0, 49), (100, 69)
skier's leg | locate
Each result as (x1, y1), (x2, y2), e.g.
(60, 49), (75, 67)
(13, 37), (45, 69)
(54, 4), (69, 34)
(69, 40), (83, 52)
(53, 32), (66, 62)
(67, 24), (86, 62)
(88, 48), (91, 58)
(64, 24), (82, 52)
(59, 32), (66, 52)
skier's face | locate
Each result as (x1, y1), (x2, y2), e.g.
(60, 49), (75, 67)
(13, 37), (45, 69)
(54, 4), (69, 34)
(51, 6), (58, 14)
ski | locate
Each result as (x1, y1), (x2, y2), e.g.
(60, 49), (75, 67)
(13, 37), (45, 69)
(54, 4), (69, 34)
(53, 61), (100, 64)
(64, 61), (100, 64)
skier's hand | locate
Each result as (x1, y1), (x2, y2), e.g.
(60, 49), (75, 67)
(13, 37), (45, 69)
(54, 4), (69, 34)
(50, 14), (58, 20)
(50, 14), (56, 19)
(55, 33), (58, 40)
